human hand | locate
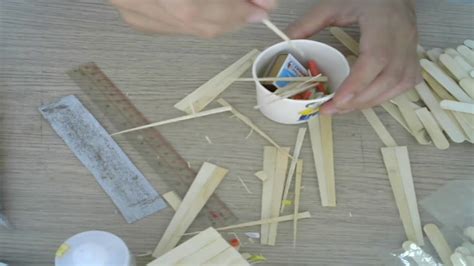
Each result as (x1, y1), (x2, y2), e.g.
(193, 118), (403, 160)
(109, 0), (276, 38)
(287, 0), (422, 114)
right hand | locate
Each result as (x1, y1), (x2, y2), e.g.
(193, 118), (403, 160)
(109, 0), (276, 38)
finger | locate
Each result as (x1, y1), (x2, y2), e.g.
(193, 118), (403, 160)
(199, 0), (269, 25)
(119, 10), (184, 34)
(250, 0), (277, 10)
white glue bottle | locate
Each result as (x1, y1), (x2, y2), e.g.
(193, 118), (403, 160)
(55, 231), (135, 266)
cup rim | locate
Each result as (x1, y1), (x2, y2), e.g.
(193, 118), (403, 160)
(252, 39), (349, 104)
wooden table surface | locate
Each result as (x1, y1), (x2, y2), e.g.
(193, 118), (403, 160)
(1, 0), (473, 265)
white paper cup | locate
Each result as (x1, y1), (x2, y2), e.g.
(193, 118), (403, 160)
(253, 40), (350, 124)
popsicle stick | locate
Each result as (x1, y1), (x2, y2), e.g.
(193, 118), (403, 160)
(184, 211), (311, 235)
(319, 115), (335, 206)
(381, 147), (423, 245)
(261, 19), (303, 58)
(427, 48), (444, 62)
(465, 39), (474, 50)
(417, 44), (427, 59)
(361, 108), (398, 147)
(415, 81), (466, 143)
(405, 89), (421, 102)
(445, 48), (462, 58)
(261, 146), (277, 245)
(420, 59), (474, 103)
(254, 171), (268, 182)
(451, 253), (469, 266)
(459, 78), (474, 99)
(457, 45), (474, 66)
(380, 102), (413, 134)
(218, 99), (288, 157)
(174, 49), (259, 114)
(440, 100), (474, 114)
(293, 160), (304, 247)
(281, 128), (307, 213)
(152, 163), (228, 257)
(439, 54), (469, 81)
(177, 237), (229, 265)
(162, 191), (182, 211)
(236, 76), (328, 82)
(424, 223), (453, 266)
(392, 94), (430, 145)
(415, 108), (450, 150)
(112, 106), (232, 136)
(329, 27), (359, 55)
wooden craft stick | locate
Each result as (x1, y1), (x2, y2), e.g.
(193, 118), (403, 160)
(293, 160), (304, 247)
(236, 76), (328, 82)
(329, 27), (359, 55)
(392, 94), (430, 145)
(415, 81), (466, 143)
(152, 162), (228, 257)
(262, 18), (290, 41)
(268, 147), (290, 245)
(404, 89), (421, 102)
(319, 115), (335, 206)
(308, 117), (336, 207)
(184, 211), (311, 235)
(148, 227), (221, 265)
(440, 54), (469, 81)
(457, 45), (474, 67)
(454, 56), (474, 73)
(420, 59), (474, 103)
(417, 44), (427, 59)
(380, 102), (413, 134)
(415, 108), (450, 150)
(424, 223), (453, 266)
(218, 99), (288, 157)
(427, 48), (444, 62)
(174, 49), (259, 114)
(261, 146), (277, 245)
(445, 48), (462, 58)
(281, 128), (307, 213)
(440, 100), (474, 114)
(203, 247), (249, 265)
(381, 147), (423, 246)
(112, 106), (232, 136)
(361, 108), (398, 147)
(465, 39), (474, 50)
(162, 191), (182, 211)
(459, 78), (474, 99)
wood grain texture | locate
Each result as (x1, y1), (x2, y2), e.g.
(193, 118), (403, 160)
(1, 0), (474, 265)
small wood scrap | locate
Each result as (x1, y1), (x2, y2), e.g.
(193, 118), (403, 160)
(440, 100), (474, 115)
(281, 127), (307, 213)
(111, 106), (232, 136)
(381, 146), (424, 246)
(148, 227), (249, 266)
(361, 108), (398, 147)
(152, 162), (228, 258)
(174, 49), (260, 114)
(308, 116), (336, 207)
(415, 108), (450, 150)
(424, 224), (453, 266)
(162, 191), (182, 211)
(254, 171), (268, 182)
(293, 160), (303, 248)
(427, 48), (444, 63)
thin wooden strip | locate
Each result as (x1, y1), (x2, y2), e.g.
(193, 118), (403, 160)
(380, 102), (413, 134)
(218, 98), (289, 157)
(162, 191), (182, 211)
(280, 128), (307, 213)
(111, 106), (232, 136)
(454, 56), (474, 73)
(319, 115), (336, 206)
(361, 108), (398, 147)
(268, 147), (290, 245)
(147, 227), (221, 265)
(420, 59), (474, 103)
(415, 81), (466, 143)
(457, 45), (474, 66)
(184, 211), (312, 235)
(415, 108), (450, 150)
(261, 146), (277, 245)
(293, 160), (304, 247)
(236, 76), (328, 82)
(459, 78), (474, 99)
(176, 237), (229, 265)
(405, 89), (421, 102)
(152, 163), (228, 257)
(329, 27), (359, 55)
(445, 48), (462, 58)
(395, 147), (424, 246)
(439, 54), (469, 81)
(203, 247), (249, 266)
(174, 49), (259, 114)
(427, 48), (444, 62)
(440, 100), (474, 114)
(308, 117), (330, 206)
(392, 94), (431, 145)
(424, 223), (453, 266)
(381, 147), (418, 245)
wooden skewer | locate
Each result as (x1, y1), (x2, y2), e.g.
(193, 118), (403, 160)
(445, 48), (462, 58)
(459, 78), (474, 99)
(236, 76), (328, 82)
(440, 100), (474, 114)
(439, 53), (469, 81)
(329, 27), (359, 55)
(293, 160), (303, 248)
(111, 106), (232, 136)
(261, 19), (304, 58)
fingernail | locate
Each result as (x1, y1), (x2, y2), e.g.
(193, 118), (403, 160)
(335, 93), (354, 106)
(247, 11), (268, 23)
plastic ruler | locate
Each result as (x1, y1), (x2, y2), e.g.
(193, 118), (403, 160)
(67, 63), (237, 226)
